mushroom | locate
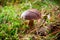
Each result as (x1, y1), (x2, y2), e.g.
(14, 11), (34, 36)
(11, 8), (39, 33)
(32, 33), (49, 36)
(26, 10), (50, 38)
(21, 9), (41, 28)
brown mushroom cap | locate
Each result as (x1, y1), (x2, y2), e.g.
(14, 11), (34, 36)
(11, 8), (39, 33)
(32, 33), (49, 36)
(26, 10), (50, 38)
(21, 9), (41, 20)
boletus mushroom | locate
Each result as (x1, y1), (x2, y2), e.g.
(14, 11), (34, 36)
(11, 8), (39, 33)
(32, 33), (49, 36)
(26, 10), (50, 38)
(21, 9), (41, 28)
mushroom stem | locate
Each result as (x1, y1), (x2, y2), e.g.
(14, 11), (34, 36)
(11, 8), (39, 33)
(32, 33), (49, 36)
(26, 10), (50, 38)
(28, 20), (34, 28)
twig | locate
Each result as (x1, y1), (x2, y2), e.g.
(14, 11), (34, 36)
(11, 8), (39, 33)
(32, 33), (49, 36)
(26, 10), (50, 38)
(46, 29), (60, 37)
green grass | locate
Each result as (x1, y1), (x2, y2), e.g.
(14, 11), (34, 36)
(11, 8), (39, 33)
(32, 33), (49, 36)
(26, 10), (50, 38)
(0, 0), (59, 40)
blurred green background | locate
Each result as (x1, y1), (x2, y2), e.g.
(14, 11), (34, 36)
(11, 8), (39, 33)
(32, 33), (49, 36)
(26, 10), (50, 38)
(0, 0), (60, 40)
